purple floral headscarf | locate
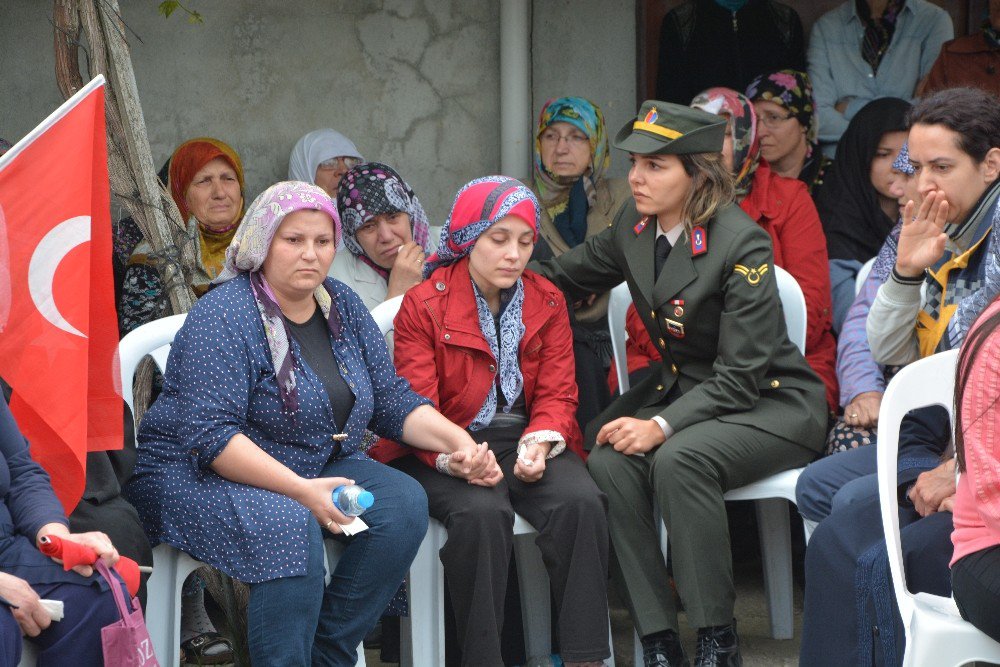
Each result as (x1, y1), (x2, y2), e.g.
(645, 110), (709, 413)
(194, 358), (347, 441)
(215, 180), (342, 415)
(336, 162), (431, 279)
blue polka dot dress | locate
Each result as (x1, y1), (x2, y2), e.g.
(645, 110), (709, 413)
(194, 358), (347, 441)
(124, 274), (428, 583)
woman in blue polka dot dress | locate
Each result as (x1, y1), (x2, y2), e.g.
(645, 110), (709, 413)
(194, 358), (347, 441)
(125, 181), (499, 665)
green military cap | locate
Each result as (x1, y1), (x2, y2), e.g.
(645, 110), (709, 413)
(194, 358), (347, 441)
(613, 100), (726, 155)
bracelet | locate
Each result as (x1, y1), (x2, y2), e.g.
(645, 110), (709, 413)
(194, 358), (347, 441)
(435, 453), (455, 476)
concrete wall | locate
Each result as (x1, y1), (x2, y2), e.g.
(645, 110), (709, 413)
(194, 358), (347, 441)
(532, 0), (637, 182)
(1, 0), (636, 219)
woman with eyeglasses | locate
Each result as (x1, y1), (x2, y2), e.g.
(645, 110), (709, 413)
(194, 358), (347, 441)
(288, 128), (364, 197)
(745, 70), (832, 197)
(530, 97), (632, 430)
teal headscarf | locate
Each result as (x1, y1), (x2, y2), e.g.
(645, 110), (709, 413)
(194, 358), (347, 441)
(533, 96), (610, 247)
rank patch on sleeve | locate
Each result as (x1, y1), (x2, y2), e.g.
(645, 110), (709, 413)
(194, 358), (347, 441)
(733, 263), (769, 287)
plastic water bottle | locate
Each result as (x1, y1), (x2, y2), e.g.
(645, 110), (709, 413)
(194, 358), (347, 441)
(332, 484), (374, 517)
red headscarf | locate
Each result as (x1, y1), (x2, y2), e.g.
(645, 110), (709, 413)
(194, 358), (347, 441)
(424, 176), (539, 277)
(168, 137), (245, 224)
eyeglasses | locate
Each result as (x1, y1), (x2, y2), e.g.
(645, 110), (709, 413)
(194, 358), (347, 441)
(757, 112), (796, 129)
(539, 130), (589, 147)
(318, 156), (361, 171)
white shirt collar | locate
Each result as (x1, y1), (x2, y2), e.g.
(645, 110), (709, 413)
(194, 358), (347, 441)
(655, 222), (685, 246)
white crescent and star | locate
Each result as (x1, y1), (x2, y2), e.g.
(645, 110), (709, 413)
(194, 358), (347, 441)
(28, 216), (90, 338)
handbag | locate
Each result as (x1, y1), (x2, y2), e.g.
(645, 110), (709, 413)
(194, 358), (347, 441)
(96, 560), (160, 666)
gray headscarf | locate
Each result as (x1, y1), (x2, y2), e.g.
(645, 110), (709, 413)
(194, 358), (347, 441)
(287, 129), (363, 183)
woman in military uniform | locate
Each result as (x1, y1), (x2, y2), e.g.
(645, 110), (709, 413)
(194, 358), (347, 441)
(531, 101), (827, 667)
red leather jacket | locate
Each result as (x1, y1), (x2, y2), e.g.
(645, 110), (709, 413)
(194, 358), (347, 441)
(369, 257), (584, 467)
(611, 163), (839, 413)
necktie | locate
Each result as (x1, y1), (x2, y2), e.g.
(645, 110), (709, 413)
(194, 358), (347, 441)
(654, 234), (672, 281)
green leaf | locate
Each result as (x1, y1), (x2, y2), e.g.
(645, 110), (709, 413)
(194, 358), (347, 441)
(158, 1), (179, 18)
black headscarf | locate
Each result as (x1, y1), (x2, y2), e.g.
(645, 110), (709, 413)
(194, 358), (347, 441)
(815, 97), (911, 262)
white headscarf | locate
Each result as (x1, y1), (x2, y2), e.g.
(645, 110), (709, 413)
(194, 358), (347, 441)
(287, 129), (364, 183)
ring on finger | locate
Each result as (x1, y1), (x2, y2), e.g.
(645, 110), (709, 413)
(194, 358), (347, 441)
(850, 412), (858, 418)
(325, 520), (334, 530)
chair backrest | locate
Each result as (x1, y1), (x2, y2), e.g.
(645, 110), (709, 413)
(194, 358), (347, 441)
(774, 265), (806, 355)
(608, 282), (632, 392)
(117, 314), (187, 419)
(876, 349), (959, 640)
(370, 295), (404, 337)
(607, 268), (806, 394)
(856, 256), (877, 296)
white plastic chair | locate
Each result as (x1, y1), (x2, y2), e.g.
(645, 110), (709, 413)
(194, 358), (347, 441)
(121, 315), (365, 666)
(611, 267), (805, 650)
(876, 349), (1000, 666)
(856, 256), (877, 296)
(372, 297), (615, 666)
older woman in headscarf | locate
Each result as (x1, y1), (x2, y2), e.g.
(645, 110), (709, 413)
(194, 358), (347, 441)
(530, 96), (632, 432)
(616, 88), (839, 415)
(125, 181), (497, 665)
(331, 162), (433, 311)
(119, 137), (245, 334)
(370, 176), (610, 667)
(745, 69), (832, 196)
(287, 128), (364, 198)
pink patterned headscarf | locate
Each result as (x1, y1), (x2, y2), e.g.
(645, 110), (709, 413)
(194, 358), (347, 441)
(214, 181), (342, 415)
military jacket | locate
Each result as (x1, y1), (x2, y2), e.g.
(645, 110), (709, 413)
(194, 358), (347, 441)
(532, 199), (827, 451)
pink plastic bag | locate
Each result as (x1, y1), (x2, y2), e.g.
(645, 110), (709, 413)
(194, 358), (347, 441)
(96, 560), (160, 666)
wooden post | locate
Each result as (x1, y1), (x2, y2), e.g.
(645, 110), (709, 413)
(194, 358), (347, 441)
(53, 0), (196, 316)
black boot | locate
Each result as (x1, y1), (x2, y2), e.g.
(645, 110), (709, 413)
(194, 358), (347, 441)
(694, 619), (742, 667)
(641, 629), (690, 667)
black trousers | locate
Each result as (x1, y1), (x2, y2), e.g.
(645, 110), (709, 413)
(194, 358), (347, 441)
(392, 423), (610, 666)
(953, 544), (1000, 644)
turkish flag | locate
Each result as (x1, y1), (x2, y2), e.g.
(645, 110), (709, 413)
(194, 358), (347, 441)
(0, 76), (123, 512)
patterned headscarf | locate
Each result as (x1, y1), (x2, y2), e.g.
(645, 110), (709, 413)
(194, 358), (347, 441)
(745, 69), (819, 146)
(288, 129), (363, 183)
(891, 140), (914, 176)
(425, 176), (539, 277)
(167, 138), (246, 281)
(336, 162), (431, 279)
(533, 97), (610, 222)
(215, 181), (342, 415)
(427, 176), (540, 431)
(691, 87), (761, 195)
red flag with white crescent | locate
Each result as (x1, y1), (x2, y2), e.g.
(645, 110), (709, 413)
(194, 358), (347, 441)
(0, 76), (123, 512)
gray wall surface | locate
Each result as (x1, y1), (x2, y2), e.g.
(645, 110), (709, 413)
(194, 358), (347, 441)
(532, 0), (636, 182)
(1, 0), (636, 221)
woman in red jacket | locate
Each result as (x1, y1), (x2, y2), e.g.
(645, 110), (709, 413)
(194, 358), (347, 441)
(369, 176), (610, 667)
(613, 87), (838, 415)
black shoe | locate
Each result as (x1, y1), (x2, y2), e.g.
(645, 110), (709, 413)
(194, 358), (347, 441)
(641, 629), (690, 667)
(694, 620), (742, 667)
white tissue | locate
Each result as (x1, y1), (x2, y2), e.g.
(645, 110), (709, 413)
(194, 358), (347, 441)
(339, 517), (369, 536)
(39, 599), (63, 622)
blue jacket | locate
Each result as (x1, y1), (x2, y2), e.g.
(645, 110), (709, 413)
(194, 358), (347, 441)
(126, 275), (428, 583)
(808, 0), (952, 152)
(0, 399), (92, 587)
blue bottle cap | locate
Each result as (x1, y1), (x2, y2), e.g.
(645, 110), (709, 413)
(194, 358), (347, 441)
(357, 491), (375, 509)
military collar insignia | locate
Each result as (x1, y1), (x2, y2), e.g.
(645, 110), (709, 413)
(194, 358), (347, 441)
(691, 225), (707, 256)
(633, 216), (650, 236)
(733, 262), (769, 286)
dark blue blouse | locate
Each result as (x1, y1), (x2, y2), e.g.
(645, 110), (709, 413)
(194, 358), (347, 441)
(0, 399), (99, 587)
(125, 275), (428, 583)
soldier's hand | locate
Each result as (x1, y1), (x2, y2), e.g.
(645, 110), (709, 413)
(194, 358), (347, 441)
(596, 417), (665, 455)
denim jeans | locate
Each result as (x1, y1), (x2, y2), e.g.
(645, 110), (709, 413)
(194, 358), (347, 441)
(248, 457), (428, 666)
